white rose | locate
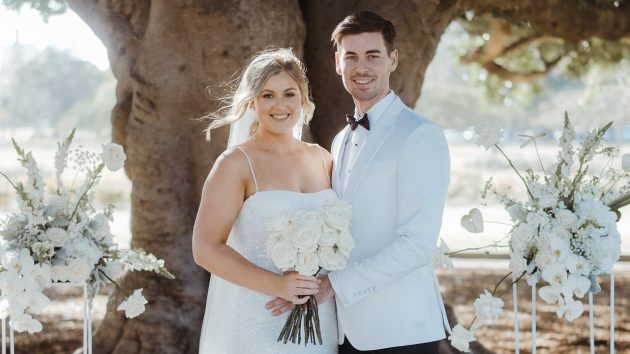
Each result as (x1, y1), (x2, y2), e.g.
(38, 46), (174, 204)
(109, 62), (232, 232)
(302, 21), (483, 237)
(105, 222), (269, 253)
(67, 258), (92, 282)
(101, 143), (127, 172)
(322, 199), (352, 230)
(336, 228), (355, 257)
(270, 239), (298, 270)
(291, 221), (320, 253)
(117, 288), (148, 319)
(318, 228), (339, 247)
(317, 246), (346, 271)
(294, 252), (320, 276)
(46, 227), (69, 247)
(266, 214), (291, 235)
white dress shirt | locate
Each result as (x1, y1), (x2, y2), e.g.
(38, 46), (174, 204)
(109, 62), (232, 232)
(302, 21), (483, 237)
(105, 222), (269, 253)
(339, 91), (396, 196)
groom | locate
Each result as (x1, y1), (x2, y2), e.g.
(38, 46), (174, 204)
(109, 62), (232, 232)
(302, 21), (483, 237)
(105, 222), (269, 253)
(324, 11), (450, 353)
(267, 11), (451, 353)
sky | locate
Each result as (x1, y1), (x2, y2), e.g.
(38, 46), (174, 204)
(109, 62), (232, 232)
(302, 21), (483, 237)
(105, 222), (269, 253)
(0, 4), (109, 70)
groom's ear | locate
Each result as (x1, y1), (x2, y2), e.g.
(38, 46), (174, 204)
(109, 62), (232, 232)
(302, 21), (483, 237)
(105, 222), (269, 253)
(335, 51), (341, 75)
(389, 49), (398, 72)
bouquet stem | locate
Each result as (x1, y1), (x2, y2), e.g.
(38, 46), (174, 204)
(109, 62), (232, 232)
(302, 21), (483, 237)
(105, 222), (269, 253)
(277, 296), (322, 345)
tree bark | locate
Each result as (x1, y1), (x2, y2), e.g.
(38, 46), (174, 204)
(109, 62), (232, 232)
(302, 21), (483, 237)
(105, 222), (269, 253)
(69, 1), (304, 353)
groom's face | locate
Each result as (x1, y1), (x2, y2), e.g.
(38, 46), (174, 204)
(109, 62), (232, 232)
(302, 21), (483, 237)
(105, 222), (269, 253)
(335, 32), (398, 108)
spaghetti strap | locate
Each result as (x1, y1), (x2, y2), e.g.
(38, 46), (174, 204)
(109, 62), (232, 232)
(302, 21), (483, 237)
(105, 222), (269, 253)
(236, 147), (259, 192)
(317, 145), (331, 187)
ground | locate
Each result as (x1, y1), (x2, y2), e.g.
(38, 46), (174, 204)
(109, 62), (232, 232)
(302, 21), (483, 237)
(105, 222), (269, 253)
(7, 268), (629, 354)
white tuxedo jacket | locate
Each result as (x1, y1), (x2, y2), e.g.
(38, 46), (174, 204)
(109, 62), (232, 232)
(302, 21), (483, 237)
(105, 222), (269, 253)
(329, 96), (450, 350)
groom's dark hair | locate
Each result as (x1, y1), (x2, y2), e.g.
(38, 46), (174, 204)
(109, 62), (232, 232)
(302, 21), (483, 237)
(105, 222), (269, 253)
(331, 11), (397, 54)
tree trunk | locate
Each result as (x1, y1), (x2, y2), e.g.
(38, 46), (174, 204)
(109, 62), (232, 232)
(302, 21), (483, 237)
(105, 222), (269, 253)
(69, 0), (305, 353)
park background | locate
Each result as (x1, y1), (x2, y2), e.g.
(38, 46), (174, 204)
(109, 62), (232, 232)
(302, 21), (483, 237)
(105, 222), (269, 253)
(1, 1), (629, 353)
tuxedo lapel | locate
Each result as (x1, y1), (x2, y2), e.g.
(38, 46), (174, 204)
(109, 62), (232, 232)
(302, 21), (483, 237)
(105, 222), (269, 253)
(332, 126), (351, 197)
(343, 98), (405, 203)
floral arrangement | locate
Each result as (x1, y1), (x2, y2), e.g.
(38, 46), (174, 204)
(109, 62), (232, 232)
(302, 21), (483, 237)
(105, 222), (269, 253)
(440, 114), (628, 352)
(0, 130), (174, 333)
(266, 197), (355, 345)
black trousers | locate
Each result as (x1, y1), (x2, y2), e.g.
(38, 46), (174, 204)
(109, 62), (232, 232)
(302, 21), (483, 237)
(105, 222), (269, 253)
(339, 337), (441, 354)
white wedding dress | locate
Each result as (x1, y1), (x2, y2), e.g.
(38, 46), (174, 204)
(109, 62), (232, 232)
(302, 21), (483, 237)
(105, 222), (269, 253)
(199, 147), (338, 354)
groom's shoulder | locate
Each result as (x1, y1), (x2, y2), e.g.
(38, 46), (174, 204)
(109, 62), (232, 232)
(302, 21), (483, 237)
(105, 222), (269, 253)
(397, 105), (442, 133)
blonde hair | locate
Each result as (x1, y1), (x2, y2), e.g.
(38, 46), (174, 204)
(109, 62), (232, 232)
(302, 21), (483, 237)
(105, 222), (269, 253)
(205, 48), (315, 139)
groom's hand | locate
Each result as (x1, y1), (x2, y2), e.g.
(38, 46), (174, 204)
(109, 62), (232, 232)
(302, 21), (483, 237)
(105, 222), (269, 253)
(265, 275), (335, 316)
(314, 274), (334, 305)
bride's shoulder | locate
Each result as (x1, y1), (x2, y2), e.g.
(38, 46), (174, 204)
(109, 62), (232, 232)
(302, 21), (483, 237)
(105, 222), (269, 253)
(213, 146), (251, 174)
(302, 142), (332, 158)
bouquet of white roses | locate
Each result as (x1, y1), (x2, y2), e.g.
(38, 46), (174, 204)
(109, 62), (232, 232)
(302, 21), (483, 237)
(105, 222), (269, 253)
(442, 113), (629, 352)
(0, 130), (174, 334)
(266, 196), (355, 345)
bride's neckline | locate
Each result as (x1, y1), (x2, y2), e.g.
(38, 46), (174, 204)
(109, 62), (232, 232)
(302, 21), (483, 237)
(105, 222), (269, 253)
(242, 188), (333, 207)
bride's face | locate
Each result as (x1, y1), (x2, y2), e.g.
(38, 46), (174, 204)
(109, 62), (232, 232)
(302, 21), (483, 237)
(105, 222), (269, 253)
(252, 71), (302, 136)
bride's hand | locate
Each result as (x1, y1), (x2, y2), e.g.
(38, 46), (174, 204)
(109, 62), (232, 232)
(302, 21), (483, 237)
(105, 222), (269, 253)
(274, 271), (319, 305)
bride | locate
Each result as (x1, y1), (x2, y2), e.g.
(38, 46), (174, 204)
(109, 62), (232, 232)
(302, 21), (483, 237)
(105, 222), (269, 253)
(192, 48), (338, 354)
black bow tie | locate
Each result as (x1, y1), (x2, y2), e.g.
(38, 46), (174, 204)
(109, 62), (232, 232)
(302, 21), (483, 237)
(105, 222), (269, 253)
(345, 113), (370, 131)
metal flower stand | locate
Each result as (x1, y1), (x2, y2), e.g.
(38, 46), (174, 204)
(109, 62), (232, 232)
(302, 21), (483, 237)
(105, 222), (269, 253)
(2, 282), (92, 354)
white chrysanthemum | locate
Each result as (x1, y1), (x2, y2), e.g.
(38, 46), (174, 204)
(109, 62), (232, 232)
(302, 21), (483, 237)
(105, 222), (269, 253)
(473, 289), (504, 323)
(101, 143), (127, 172)
(449, 324), (476, 352)
(117, 288), (148, 319)
(474, 122), (503, 150)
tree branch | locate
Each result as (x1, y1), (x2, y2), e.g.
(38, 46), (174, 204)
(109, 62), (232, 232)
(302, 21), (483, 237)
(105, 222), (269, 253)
(458, 0), (630, 42)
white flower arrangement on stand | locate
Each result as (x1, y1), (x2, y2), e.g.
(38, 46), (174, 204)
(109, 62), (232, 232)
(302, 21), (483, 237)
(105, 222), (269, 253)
(266, 197), (355, 346)
(0, 130), (175, 334)
(437, 114), (629, 352)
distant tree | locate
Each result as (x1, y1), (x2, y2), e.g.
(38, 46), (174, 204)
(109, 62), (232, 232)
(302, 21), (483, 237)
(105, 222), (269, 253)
(7, 47), (103, 126)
